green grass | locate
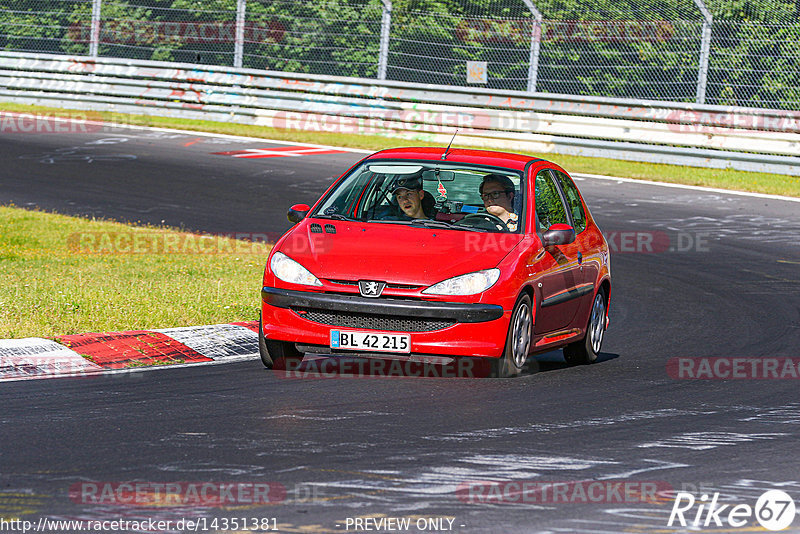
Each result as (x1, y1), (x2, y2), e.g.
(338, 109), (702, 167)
(2, 102), (799, 198)
(125, 358), (186, 368)
(0, 206), (266, 339)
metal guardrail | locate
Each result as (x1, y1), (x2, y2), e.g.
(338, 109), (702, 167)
(1, 52), (798, 176)
(7, 1), (799, 110)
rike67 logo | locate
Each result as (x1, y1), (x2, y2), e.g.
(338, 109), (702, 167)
(668, 490), (796, 531)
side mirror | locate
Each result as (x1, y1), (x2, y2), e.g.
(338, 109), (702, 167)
(287, 204), (310, 224)
(542, 223), (576, 246)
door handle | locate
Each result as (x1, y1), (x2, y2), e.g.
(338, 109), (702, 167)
(577, 251), (583, 265)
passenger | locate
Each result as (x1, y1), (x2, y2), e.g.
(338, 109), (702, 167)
(392, 176), (429, 220)
(479, 174), (518, 231)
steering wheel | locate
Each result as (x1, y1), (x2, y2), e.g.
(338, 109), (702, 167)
(454, 213), (509, 232)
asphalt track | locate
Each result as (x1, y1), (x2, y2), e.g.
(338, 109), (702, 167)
(1, 126), (800, 533)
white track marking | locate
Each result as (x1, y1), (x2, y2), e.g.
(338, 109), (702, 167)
(0, 338), (103, 381)
(573, 172), (800, 203)
(81, 121), (800, 202)
(154, 324), (259, 361)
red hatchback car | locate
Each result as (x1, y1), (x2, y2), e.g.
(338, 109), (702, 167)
(259, 147), (611, 377)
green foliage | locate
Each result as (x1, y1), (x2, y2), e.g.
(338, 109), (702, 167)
(242, 0), (385, 76)
(0, 0), (89, 54)
(707, 19), (800, 108)
(0, 0), (797, 108)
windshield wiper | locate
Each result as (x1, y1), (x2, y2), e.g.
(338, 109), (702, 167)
(409, 219), (487, 232)
(364, 219), (413, 225)
(313, 214), (357, 222)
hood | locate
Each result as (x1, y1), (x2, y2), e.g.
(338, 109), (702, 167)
(277, 219), (523, 286)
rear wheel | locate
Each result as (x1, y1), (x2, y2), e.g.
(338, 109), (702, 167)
(491, 294), (532, 378)
(259, 312), (304, 370)
(563, 289), (606, 365)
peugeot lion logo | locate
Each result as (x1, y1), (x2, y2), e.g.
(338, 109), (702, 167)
(359, 280), (386, 298)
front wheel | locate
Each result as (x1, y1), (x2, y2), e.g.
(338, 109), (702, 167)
(563, 289), (606, 365)
(491, 294), (533, 378)
(259, 312), (304, 370)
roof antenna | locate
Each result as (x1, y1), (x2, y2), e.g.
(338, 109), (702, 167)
(441, 129), (458, 160)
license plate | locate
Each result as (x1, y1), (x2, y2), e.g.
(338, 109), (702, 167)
(330, 330), (410, 353)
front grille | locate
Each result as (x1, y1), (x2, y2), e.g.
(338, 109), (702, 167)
(327, 279), (421, 290)
(293, 308), (455, 332)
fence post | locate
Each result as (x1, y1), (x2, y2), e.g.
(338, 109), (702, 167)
(234, 0), (247, 68)
(89, 0), (101, 57)
(521, 0), (543, 93)
(378, 0), (392, 80)
(693, 0), (712, 104)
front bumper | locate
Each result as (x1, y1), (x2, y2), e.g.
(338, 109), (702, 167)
(260, 286), (509, 358)
(261, 287), (503, 323)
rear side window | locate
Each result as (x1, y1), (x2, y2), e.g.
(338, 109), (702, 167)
(552, 170), (587, 234)
(535, 170), (568, 231)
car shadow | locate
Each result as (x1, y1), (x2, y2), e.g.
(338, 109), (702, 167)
(272, 354), (492, 379)
(269, 351), (620, 379)
(522, 350), (619, 376)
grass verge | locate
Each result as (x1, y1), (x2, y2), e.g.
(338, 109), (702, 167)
(0, 205), (266, 339)
(2, 102), (799, 198)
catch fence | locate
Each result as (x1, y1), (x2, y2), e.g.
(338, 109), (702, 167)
(2, 0), (798, 110)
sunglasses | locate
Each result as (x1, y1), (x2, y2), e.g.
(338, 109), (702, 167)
(480, 190), (510, 201)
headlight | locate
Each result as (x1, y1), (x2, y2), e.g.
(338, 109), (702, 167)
(422, 269), (500, 296)
(270, 252), (322, 286)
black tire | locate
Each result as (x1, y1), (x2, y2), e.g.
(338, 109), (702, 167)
(490, 294), (533, 378)
(563, 288), (607, 365)
(258, 312), (304, 370)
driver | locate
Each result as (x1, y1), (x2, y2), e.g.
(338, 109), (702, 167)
(479, 174), (518, 231)
(392, 176), (429, 220)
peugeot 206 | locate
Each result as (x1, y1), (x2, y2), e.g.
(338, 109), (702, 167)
(259, 147), (611, 377)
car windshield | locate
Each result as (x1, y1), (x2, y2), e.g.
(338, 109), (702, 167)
(312, 160), (524, 233)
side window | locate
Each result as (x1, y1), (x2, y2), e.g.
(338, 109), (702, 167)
(534, 170), (568, 231)
(553, 170), (587, 233)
